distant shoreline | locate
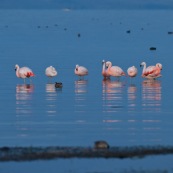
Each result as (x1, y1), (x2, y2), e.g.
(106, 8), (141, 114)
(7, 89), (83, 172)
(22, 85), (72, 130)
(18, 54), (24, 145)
(0, 145), (173, 161)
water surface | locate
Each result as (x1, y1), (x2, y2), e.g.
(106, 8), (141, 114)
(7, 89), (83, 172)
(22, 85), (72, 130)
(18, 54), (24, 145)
(0, 9), (173, 172)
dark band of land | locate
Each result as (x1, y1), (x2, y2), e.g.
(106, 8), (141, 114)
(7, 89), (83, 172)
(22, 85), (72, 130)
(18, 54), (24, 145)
(0, 145), (173, 161)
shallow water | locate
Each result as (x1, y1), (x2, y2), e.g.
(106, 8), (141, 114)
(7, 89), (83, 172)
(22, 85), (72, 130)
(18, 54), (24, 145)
(0, 9), (173, 171)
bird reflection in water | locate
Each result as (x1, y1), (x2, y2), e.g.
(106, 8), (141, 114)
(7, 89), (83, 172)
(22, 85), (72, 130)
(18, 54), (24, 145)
(16, 84), (34, 114)
(102, 79), (125, 112)
(16, 84), (34, 137)
(142, 80), (162, 112)
(45, 84), (58, 116)
(75, 80), (88, 112)
(127, 84), (137, 112)
(46, 83), (56, 93)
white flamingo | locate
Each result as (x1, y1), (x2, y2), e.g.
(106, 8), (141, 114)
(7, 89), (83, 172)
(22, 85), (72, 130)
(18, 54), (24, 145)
(15, 64), (35, 83)
(45, 66), (57, 79)
(127, 66), (138, 78)
(74, 64), (88, 79)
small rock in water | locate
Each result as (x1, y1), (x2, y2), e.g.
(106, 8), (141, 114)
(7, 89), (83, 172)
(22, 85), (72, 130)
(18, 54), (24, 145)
(94, 140), (110, 149)
(150, 47), (156, 51)
(126, 30), (131, 34)
(77, 33), (81, 37)
(55, 82), (63, 88)
(168, 31), (173, 34)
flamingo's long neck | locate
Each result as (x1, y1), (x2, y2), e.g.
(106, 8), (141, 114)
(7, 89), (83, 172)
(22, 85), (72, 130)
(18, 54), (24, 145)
(102, 62), (106, 73)
(16, 67), (20, 78)
(107, 62), (112, 72)
(142, 64), (146, 74)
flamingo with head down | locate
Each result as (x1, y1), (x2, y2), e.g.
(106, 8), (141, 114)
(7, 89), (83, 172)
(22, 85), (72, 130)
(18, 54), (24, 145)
(15, 64), (35, 83)
(140, 62), (162, 79)
(106, 61), (125, 80)
(45, 66), (57, 79)
(127, 66), (138, 78)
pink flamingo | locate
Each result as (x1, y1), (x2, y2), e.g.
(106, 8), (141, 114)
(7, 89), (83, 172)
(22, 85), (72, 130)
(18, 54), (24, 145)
(102, 60), (110, 79)
(15, 64), (35, 83)
(106, 61), (125, 80)
(140, 62), (162, 79)
(75, 64), (88, 79)
(127, 66), (138, 78)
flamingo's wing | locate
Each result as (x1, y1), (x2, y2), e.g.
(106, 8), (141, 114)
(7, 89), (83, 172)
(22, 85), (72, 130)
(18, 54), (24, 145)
(143, 66), (155, 76)
(20, 67), (34, 78)
(80, 66), (88, 75)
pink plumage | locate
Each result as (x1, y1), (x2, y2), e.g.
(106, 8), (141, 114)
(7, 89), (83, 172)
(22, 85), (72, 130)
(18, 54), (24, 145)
(140, 62), (162, 79)
(106, 61), (125, 78)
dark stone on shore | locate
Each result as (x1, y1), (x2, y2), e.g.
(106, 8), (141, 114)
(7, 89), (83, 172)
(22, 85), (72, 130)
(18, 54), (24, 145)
(94, 140), (110, 149)
(150, 47), (156, 50)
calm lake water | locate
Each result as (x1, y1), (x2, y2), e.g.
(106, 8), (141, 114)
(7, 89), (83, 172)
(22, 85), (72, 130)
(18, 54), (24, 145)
(0, 9), (173, 172)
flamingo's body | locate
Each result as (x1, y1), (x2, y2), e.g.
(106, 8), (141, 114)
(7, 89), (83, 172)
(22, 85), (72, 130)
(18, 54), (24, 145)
(75, 64), (88, 78)
(45, 66), (57, 78)
(102, 60), (110, 79)
(127, 66), (138, 78)
(15, 64), (35, 83)
(106, 61), (125, 79)
(140, 62), (162, 79)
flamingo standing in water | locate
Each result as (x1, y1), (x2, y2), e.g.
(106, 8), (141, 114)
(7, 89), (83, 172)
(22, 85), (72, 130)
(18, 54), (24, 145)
(140, 62), (162, 79)
(45, 66), (57, 81)
(15, 64), (35, 83)
(106, 61), (125, 80)
(127, 66), (138, 79)
(75, 64), (88, 79)
(102, 60), (110, 79)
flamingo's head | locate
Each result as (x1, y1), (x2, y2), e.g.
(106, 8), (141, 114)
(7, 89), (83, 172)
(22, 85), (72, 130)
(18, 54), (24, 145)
(105, 61), (112, 68)
(140, 62), (146, 67)
(156, 63), (162, 70)
(102, 60), (106, 65)
(75, 64), (79, 71)
(15, 64), (19, 71)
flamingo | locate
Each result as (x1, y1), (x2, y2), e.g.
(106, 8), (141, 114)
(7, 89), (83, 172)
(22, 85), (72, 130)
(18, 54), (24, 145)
(15, 64), (35, 83)
(140, 62), (162, 79)
(45, 66), (57, 79)
(74, 64), (88, 79)
(127, 66), (138, 78)
(102, 60), (110, 79)
(106, 61), (125, 80)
